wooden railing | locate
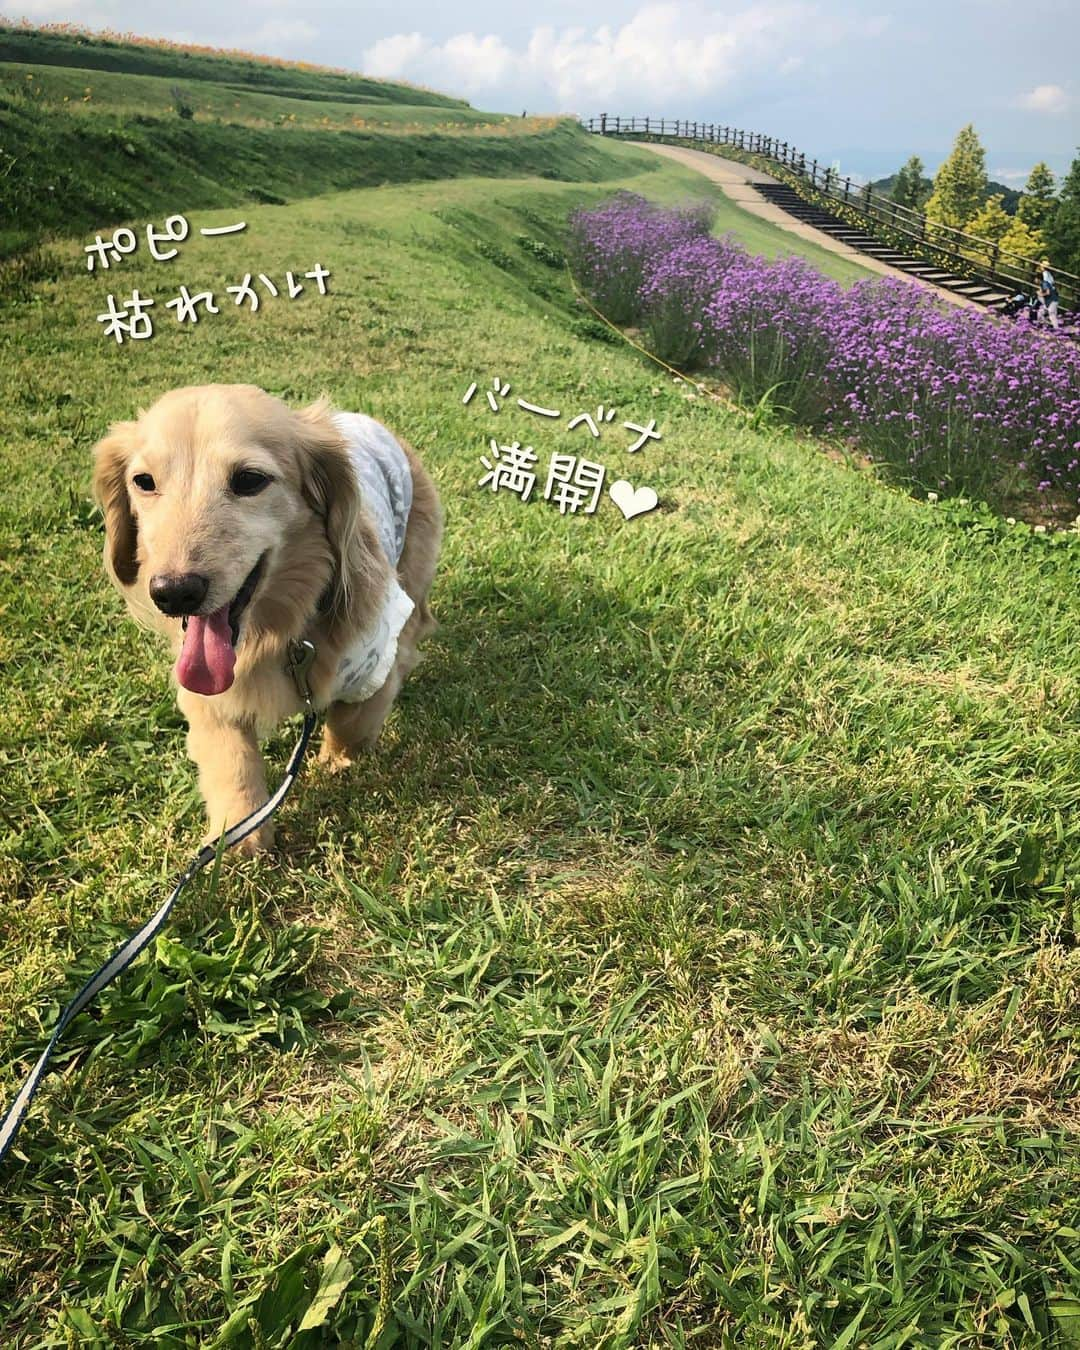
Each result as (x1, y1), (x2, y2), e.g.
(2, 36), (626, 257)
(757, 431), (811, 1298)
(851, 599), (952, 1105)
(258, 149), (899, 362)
(581, 115), (1078, 310)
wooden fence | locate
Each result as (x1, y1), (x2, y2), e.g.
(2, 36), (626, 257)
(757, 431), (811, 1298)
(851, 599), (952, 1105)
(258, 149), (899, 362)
(582, 115), (1078, 310)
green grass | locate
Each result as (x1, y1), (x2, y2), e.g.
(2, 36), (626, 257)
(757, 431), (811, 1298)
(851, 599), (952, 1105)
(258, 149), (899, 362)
(0, 91), (628, 259)
(1, 34), (1078, 1347)
(620, 141), (874, 288)
(0, 26), (877, 293)
(3, 61), (512, 129)
(0, 24), (469, 107)
(2, 27), (609, 258)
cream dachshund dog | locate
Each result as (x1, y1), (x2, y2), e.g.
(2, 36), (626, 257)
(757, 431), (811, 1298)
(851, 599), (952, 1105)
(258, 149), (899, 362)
(92, 384), (443, 854)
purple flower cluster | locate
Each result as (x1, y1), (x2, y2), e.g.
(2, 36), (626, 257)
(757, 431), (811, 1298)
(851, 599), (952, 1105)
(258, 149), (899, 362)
(568, 194), (1080, 505)
(566, 192), (716, 324)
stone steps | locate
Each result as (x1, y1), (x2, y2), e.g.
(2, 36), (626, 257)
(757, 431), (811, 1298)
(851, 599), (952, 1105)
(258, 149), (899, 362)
(752, 182), (1013, 310)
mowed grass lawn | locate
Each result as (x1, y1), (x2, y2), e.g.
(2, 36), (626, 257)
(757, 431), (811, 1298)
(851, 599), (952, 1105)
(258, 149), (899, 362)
(1, 149), (1079, 1347)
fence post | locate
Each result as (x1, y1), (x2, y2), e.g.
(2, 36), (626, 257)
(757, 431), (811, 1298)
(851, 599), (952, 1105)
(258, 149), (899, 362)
(600, 113), (607, 135)
(811, 159), (817, 186)
(843, 176), (850, 201)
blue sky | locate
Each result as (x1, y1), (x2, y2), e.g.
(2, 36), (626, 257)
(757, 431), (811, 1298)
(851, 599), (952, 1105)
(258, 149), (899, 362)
(5, 0), (1078, 182)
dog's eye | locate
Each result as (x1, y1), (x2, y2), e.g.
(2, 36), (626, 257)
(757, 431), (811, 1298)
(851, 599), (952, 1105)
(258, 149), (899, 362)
(230, 469), (272, 497)
(132, 473), (156, 492)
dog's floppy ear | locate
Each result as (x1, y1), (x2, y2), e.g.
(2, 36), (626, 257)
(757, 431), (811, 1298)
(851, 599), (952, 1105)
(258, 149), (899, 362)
(91, 422), (139, 586)
(295, 399), (388, 636)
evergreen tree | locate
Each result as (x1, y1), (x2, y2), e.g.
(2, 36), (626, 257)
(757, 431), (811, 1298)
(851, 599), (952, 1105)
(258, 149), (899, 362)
(967, 194), (1011, 245)
(1017, 162), (1057, 230)
(891, 155), (930, 211)
(1045, 150), (1080, 276)
(999, 216), (1046, 264)
(925, 125), (988, 231)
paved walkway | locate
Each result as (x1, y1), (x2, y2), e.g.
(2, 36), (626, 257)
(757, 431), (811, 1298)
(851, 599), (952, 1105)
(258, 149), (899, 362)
(630, 141), (978, 310)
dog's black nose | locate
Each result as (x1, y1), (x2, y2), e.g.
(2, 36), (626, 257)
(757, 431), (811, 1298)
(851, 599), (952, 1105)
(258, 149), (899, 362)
(149, 572), (210, 616)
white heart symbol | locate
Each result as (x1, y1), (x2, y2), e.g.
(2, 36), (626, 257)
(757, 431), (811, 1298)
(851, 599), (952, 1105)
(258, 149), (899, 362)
(609, 479), (659, 520)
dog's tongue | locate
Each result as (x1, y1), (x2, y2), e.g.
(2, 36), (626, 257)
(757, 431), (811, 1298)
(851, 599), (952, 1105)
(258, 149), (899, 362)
(175, 605), (236, 695)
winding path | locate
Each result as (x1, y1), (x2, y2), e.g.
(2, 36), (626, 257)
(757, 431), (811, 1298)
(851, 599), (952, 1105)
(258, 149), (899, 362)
(632, 141), (981, 310)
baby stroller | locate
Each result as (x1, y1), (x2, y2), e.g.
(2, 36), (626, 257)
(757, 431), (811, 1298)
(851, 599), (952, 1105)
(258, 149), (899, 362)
(1001, 290), (1040, 323)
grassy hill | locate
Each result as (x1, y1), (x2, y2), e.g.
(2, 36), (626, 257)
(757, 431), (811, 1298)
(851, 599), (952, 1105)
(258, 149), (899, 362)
(0, 24), (470, 107)
(1, 24), (616, 257)
(1, 25), (1077, 1350)
(1, 22), (876, 286)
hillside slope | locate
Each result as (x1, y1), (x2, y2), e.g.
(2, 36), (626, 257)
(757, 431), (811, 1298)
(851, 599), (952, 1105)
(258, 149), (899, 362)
(0, 24), (470, 107)
(1, 25), (637, 256)
(0, 157), (1077, 1348)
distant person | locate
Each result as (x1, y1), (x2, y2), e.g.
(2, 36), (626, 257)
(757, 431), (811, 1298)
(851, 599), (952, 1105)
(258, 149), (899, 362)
(522, 109), (527, 118)
(1038, 257), (1060, 330)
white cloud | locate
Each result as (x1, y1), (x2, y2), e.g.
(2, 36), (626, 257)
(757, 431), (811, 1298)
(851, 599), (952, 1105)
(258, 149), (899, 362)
(360, 2), (880, 110)
(363, 32), (430, 79)
(1016, 84), (1071, 114)
(990, 166), (1032, 185)
(248, 18), (318, 51)
(3, 0), (112, 16)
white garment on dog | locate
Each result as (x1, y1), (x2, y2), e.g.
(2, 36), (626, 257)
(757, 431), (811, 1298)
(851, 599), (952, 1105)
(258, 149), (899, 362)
(327, 412), (416, 705)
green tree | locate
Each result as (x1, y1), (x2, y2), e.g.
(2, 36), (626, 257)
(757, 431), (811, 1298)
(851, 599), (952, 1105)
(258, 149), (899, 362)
(1000, 216), (1045, 264)
(891, 154), (930, 211)
(1045, 149), (1080, 276)
(964, 195), (1044, 268)
(967, 194), (1011, 245)
(925, 124), (988, 231)
(1017, 161), (1057, 230)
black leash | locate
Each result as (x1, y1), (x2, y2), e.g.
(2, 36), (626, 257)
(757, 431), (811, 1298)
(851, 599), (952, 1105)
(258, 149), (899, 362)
(0, 639), (318, 1166)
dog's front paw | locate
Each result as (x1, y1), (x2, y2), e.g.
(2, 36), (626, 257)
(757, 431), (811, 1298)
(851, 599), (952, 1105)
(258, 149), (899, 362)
(317, 742), (356, 775)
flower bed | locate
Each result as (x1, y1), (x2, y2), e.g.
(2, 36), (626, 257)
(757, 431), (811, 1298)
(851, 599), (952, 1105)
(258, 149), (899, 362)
(567, 193), (1080, 511)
